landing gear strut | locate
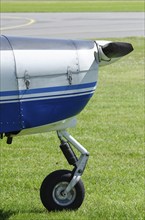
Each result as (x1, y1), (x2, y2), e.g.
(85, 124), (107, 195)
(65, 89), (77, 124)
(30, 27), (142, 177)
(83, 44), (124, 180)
(40, 130), (89, 211)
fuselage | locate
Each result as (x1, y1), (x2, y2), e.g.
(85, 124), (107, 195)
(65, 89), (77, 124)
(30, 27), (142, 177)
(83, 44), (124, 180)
(0, 36), (99, 136)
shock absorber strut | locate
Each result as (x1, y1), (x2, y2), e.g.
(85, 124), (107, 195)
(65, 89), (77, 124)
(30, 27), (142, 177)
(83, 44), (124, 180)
(59, 140), (78, 167)
(57, 130), (89, 194)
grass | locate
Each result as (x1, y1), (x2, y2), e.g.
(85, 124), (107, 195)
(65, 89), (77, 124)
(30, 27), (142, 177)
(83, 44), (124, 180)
(0, 37), (144, 220)
(0, 0), (144, 12)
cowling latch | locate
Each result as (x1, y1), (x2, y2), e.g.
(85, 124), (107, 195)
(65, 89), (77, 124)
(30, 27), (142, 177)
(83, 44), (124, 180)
(67, 67), (73, 85)
(24, 72), (30, 89)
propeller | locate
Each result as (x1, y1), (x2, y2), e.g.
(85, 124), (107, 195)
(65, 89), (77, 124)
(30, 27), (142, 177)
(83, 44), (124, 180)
(102, 42), (134, 58)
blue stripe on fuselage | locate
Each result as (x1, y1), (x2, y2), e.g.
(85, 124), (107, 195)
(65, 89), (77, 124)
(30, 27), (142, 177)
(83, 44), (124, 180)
(0, 92), (93, 133)
(0, 82), (97, 133)
(0, 82), (96, 97)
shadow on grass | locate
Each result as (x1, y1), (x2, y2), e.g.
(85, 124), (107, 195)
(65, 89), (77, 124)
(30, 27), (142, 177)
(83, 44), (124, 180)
(0, 209), (14, 220)
(0, 209), (46, 220)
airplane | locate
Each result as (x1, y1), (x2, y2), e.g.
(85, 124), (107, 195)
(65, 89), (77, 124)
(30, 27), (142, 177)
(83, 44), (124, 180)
(0, 35), (133, 211)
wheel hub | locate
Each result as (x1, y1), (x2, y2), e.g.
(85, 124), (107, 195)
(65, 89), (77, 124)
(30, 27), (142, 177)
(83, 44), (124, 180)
(52, 181), (76, 206)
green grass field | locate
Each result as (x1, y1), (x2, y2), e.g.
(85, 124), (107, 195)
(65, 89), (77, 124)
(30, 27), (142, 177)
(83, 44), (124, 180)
(0, 0), (144, 12)
(0, 37), (144, 220)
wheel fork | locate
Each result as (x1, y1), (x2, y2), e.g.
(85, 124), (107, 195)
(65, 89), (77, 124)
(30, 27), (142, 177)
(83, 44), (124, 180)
(57, 130), (89, 194)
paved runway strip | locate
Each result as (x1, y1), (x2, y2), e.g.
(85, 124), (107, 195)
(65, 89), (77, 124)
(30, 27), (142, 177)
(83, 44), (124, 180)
(1, 12), (144, 38)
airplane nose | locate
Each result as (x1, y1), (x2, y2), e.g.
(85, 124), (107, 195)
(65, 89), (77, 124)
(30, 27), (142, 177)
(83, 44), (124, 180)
(101, 42), (134, 58)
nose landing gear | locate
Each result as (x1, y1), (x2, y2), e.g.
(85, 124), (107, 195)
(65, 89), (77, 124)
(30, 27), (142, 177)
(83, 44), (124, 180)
(40, 130), (89, 211)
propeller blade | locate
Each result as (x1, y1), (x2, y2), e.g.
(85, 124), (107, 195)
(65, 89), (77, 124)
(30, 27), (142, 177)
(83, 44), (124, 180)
(102, 42), (134, 58)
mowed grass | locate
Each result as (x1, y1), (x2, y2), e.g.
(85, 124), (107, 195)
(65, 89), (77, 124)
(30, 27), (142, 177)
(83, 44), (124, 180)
(0, 37), (144, 220)
(0, 0), (144, 12)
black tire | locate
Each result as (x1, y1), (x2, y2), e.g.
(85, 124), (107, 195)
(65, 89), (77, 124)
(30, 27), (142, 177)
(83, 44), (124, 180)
(40, 169), (85, 211)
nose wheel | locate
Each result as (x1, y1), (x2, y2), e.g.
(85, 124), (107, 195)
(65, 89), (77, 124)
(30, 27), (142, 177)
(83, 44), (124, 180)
(40, 170), (85, 211)
(40, 130), (89, 211)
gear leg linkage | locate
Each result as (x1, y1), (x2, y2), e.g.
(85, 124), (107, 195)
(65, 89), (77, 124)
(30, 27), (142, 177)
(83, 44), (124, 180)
(57, 130), (89, 194)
